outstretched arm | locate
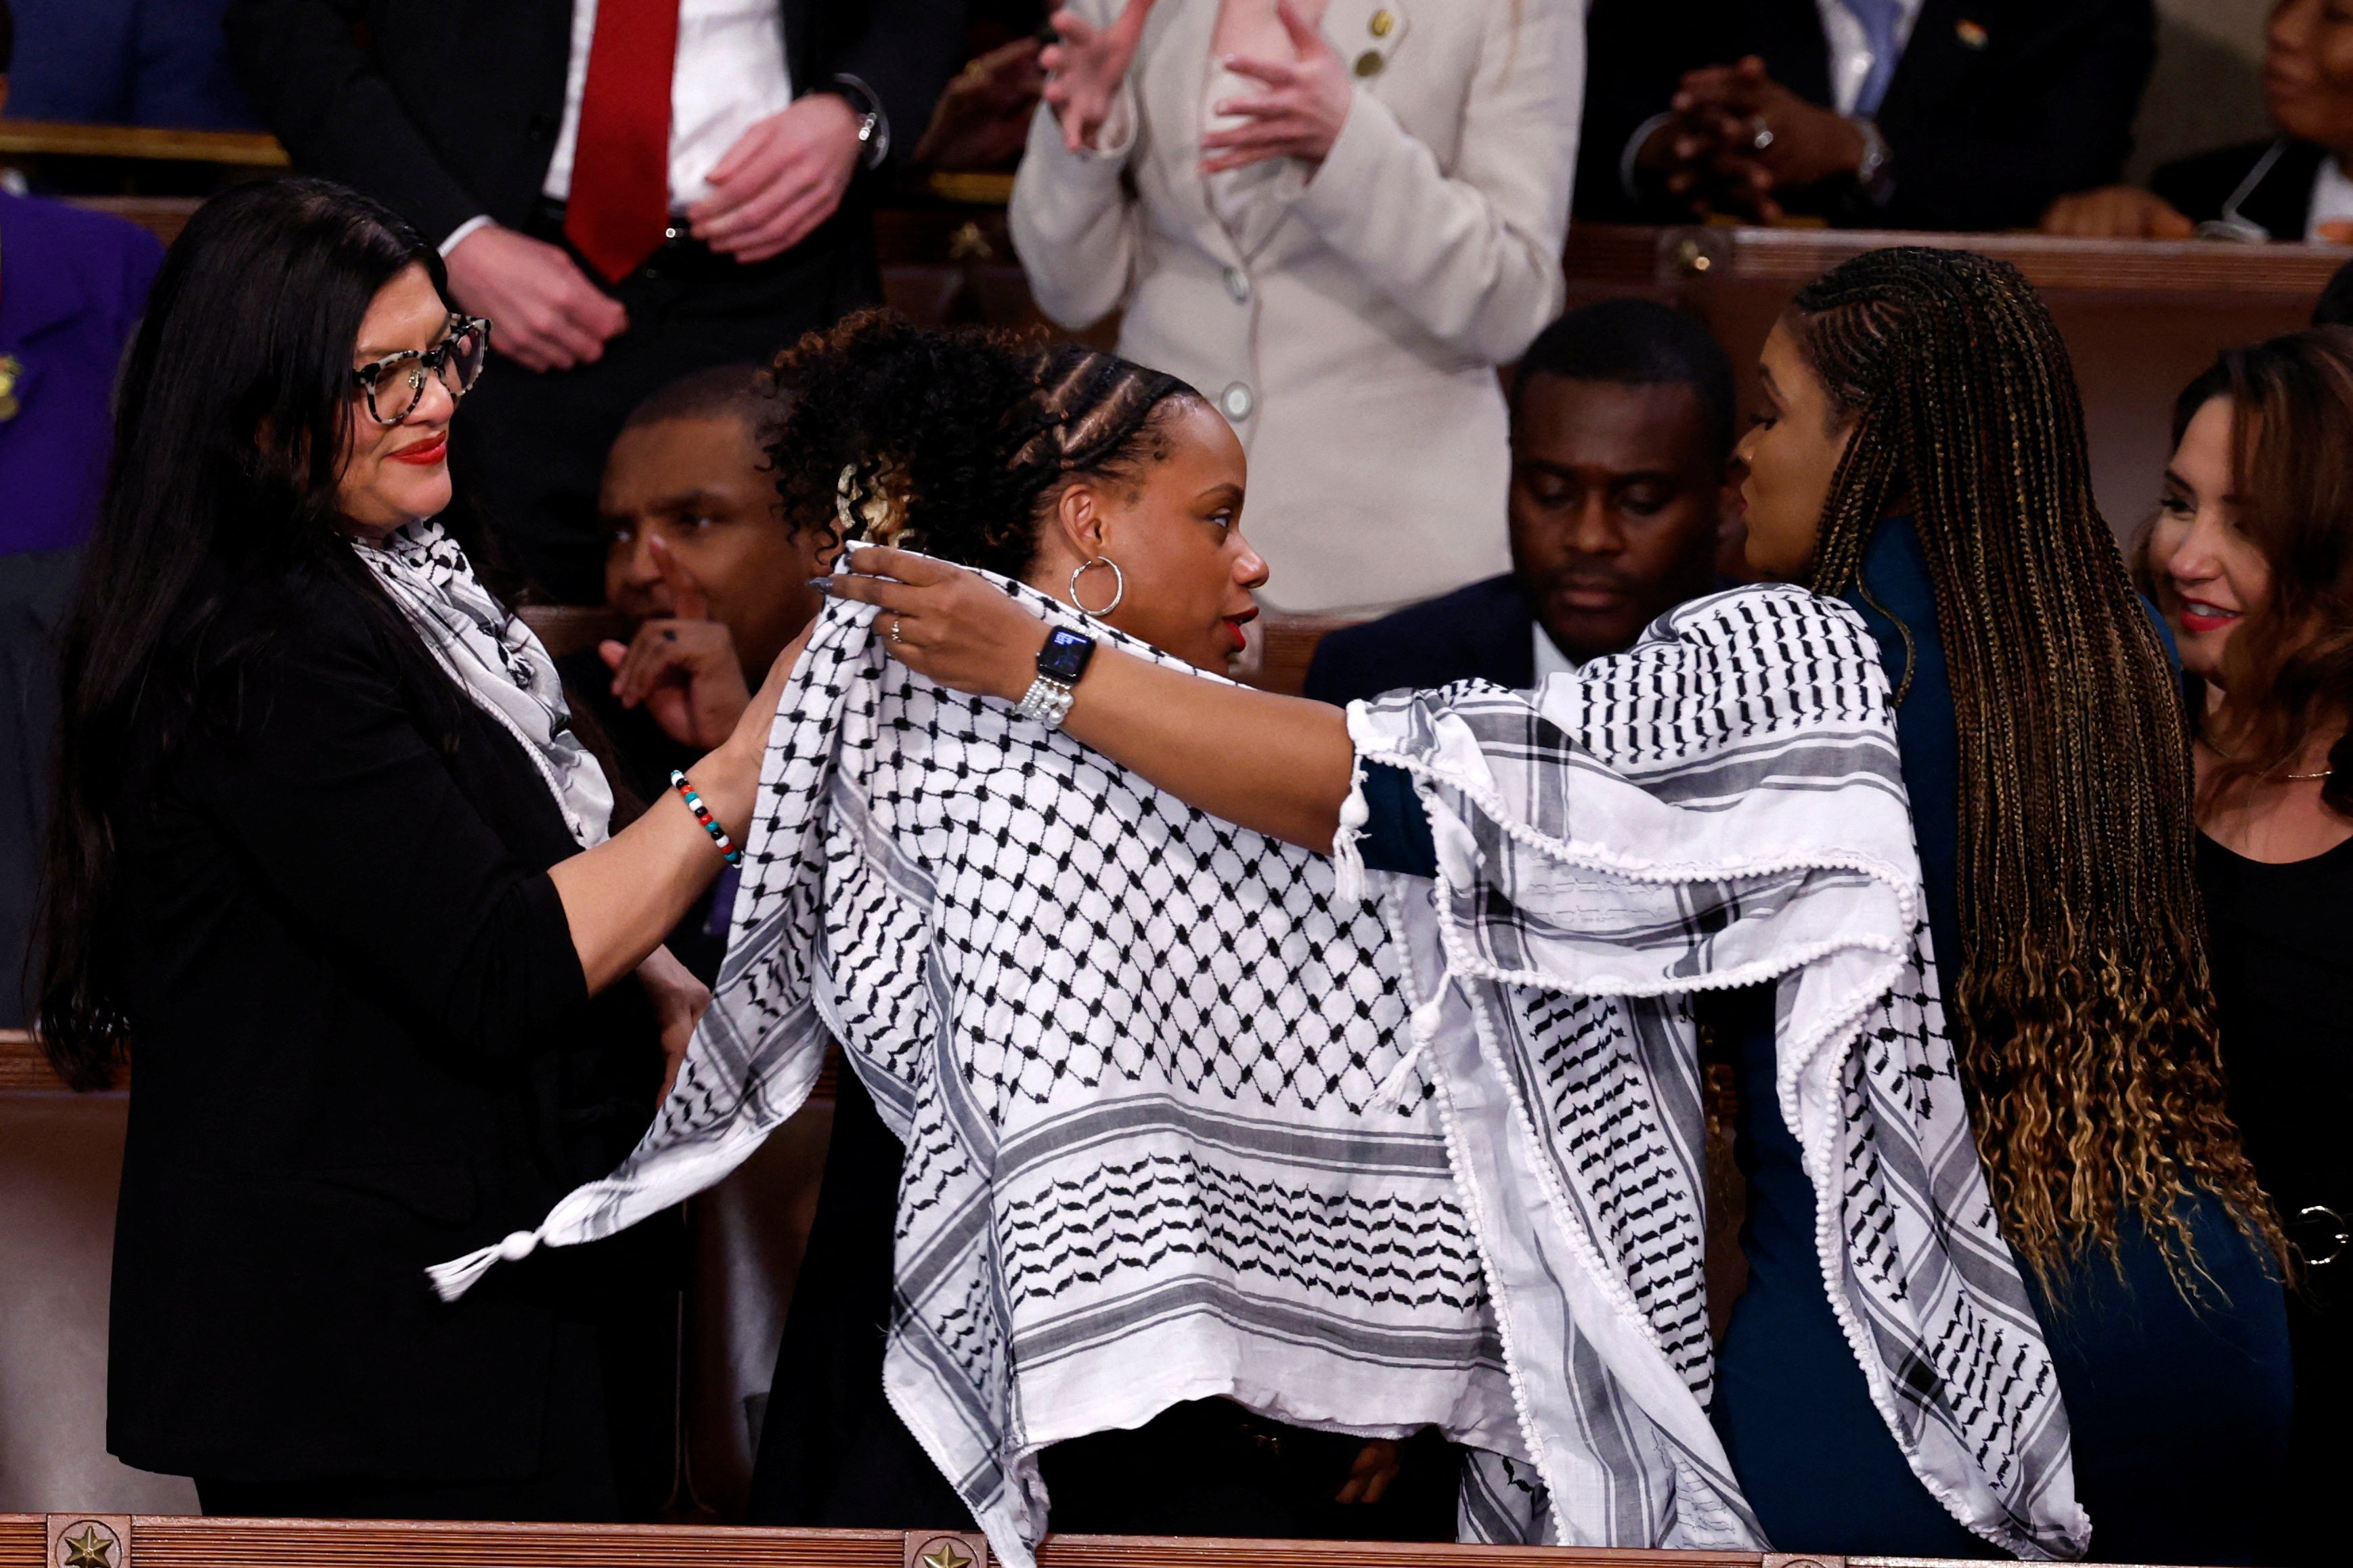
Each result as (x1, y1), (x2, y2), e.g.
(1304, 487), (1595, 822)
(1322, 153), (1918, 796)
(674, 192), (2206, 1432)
(825, 547), (1355, 852)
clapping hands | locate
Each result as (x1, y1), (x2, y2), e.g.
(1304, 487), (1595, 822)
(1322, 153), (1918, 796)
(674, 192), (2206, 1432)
(1042, 0), (1158, 152)
(1202, 0), (1353, 174)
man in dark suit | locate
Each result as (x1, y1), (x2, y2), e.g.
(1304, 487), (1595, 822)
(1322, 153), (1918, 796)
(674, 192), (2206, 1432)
(227, 0), (961, 602)
(557, 363), (837, 982)
(1576, 0), (2155, 232)
(1305, 300), (1738, 706)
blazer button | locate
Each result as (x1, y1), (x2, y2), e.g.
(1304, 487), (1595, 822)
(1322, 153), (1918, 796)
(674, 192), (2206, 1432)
(1369, 9), (1396, 37)
(1220, 382), (1254, 420)
(1221, 266), (1251, 304)
(1354, 49), (1385, 77)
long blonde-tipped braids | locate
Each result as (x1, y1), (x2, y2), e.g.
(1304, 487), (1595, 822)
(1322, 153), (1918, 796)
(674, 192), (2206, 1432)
(1788, 248), (2284, 1286)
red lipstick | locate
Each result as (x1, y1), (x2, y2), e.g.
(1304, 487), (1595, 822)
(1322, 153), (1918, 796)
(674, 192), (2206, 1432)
(2177, 599), (2241, 635)
(389, 433), (449, 466)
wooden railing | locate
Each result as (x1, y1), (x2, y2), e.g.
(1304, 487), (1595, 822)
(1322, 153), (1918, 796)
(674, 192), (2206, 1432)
(0, 119), (286, 167)
(0, 1518), (2183, 1568)
(0, 1028), (66, 1092)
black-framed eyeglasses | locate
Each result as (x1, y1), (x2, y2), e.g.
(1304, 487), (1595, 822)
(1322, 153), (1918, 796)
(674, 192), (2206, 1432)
(351, 315), (491, 425)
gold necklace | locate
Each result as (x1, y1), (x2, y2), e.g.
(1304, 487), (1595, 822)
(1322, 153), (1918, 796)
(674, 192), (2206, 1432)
(2203, 734), (2339, 782)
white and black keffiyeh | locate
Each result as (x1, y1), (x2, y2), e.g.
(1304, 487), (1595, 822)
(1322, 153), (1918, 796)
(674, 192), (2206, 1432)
(355, 519), (612, 846)
(1344, 587), (2086, 1560)
(429, 572), (2084, 1564)
(433, 567), (1521, 1565)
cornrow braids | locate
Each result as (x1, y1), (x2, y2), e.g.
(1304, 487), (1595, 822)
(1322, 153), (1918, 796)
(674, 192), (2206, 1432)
(1788, 247), (2285, 1286)
(766, 311), (1201, 579)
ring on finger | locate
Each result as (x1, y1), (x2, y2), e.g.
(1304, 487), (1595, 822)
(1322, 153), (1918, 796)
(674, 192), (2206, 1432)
(1750, 120), (1776, 153)
(887, 614), (906, 644)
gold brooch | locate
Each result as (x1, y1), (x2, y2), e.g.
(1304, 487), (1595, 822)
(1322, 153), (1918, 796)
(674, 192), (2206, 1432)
(0, 354), (22, 422)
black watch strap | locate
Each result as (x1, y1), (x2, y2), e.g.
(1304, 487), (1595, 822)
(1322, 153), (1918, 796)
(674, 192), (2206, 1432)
(1037, 627), (1097, 686)
(818, 74), (892, 171)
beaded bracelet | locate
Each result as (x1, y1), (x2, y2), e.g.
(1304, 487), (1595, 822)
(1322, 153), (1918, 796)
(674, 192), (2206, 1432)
(669, 769), (743, 867)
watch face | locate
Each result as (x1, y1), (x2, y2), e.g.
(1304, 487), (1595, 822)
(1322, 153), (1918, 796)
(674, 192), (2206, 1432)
(1038, 627), (1096, 685)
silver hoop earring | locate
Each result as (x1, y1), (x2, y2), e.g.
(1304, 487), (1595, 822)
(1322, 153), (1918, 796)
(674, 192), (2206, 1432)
(1070, 556), (1125, 616)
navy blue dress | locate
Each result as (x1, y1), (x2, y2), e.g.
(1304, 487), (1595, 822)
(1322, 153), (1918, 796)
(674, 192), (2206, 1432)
(1356, 528), (2293, 1561)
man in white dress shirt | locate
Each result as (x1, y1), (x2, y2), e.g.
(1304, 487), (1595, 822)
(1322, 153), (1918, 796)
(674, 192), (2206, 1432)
(230, 0), (963, 601)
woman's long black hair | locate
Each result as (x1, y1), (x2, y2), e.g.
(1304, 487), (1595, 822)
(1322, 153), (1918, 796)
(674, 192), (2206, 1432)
(34, 177), (468, 1090)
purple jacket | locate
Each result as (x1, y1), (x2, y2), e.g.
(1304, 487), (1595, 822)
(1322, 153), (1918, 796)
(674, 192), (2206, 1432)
(0, 192), (164, 555)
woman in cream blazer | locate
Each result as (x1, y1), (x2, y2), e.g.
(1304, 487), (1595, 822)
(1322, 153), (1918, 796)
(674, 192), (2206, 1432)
(1010, 0), (1583, 616)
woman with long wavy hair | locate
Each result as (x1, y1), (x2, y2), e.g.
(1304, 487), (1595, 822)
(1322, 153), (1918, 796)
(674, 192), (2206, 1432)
(2147, 328), (2353, 1565)
(33, 177), (789, 1519)
(814, 248), (2293, 1563)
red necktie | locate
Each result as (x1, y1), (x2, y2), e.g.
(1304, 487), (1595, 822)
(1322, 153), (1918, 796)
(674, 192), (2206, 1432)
(563, 0), (682, 284)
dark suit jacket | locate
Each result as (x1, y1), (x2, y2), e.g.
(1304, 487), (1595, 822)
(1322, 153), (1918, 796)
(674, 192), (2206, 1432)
(104, 566), (665, 1481)
(2152, 138), (2325, 242)
(225, 0), (963, 249)
(1302, 574), (1537, 707)
(1577, 0), (2156, 231)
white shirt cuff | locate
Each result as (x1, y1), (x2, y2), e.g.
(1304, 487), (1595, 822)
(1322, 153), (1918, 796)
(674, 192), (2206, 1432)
(1083, 83), (1140, 162)
(439, 215), (497, 257)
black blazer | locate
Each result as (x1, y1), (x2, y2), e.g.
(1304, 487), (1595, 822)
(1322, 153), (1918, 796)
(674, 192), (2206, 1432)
(1577, 0), (2156, 231)
(1302, 574), (1537, 707)
(224, 0), (965, 248)
(104, 567), (663, 1481)
(2152, 138), (2326, 242)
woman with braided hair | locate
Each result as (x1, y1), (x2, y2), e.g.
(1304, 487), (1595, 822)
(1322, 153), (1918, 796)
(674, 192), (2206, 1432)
(820, 250), (2291, 1561)
(1719, 247), (2292, 1562)
(743, 312), (1463, 1540)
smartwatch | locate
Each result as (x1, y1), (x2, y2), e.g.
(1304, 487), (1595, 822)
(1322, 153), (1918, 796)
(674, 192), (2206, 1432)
(1015, 627), (1096, 730)
(1037, 627), (1097, 686)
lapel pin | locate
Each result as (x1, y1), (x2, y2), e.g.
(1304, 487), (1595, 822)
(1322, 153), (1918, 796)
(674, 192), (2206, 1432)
(0, 355), (22, 422)
(1370, 8), (1396, 37)
(1956, 18), (1989, 49)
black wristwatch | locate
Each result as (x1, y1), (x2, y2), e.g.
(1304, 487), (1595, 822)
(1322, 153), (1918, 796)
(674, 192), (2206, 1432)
(817, 74), (892, 171)
(1014, 627), (1095, 730)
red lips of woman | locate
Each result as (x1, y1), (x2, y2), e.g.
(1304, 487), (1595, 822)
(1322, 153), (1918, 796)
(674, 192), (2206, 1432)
(389, 433), (449, 466)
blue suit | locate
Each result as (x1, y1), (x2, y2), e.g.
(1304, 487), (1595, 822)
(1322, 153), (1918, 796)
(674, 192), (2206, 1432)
(0, 193), (164, 556)
(2, 1), (261, 129)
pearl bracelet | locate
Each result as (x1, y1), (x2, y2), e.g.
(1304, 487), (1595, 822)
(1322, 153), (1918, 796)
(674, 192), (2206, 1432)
(1013, 674), (1076, 730)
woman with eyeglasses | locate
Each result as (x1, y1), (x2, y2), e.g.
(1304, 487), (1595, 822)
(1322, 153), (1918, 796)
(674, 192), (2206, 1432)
(32, 178), (791, 1521)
